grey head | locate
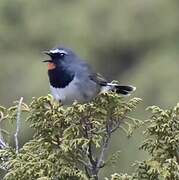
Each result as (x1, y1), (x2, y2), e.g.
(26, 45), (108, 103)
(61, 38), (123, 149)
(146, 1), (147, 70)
(43, 46), (93, 76)
(43, 46), (79, 65)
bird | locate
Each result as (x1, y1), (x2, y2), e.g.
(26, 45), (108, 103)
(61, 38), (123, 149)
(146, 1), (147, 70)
(43, 46), (136, 105)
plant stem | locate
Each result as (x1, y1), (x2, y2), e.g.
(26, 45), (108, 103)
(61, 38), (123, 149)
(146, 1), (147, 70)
(14, 97), (23, 153)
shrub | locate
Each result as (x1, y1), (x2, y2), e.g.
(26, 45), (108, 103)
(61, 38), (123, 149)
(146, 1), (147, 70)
(0, 93), (141, 180)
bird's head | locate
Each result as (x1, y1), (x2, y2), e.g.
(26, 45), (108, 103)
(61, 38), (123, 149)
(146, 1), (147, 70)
(43, 47), (76, 70)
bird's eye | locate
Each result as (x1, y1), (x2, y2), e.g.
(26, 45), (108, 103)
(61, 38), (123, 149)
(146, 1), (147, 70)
(59, 53), (66, 57)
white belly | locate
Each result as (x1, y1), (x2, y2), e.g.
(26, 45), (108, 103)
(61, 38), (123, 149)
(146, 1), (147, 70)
(50, 77), (87, 104)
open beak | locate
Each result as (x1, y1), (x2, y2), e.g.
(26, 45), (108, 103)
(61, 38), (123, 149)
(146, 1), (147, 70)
(42, 51), (53, 62)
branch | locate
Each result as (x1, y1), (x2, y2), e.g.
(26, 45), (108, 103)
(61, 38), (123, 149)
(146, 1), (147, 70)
(88, 140), (95, 165)
(0, 113), (8, 149)
(175, 147), (179, 164)
(110, 116), (126, 133)
(85, 165), (91, 178)
(96, 116), (125, 170)
(96, 116), (112, 170)
(96, 135), (109, 169)
(14, 97), (23, 153)
(80, 115), (96, 166)
(0, 137), (7, 149)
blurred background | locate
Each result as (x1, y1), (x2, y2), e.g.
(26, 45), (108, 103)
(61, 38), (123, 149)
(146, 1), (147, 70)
(0, 0), (179, 178)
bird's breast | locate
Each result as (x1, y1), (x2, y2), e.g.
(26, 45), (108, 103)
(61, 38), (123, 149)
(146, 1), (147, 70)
(50, 77), (85, 104)
(48, 67), (74, 88)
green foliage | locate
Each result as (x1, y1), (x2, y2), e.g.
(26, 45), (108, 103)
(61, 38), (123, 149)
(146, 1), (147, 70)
(1, 93), (179, 180)
(103, 103), (179, 180)
(133, 104), (179, 180)
(0, 93), (141, 180)
(105, 173), (133, 180)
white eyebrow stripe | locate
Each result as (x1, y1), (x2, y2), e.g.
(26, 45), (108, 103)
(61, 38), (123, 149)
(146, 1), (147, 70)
(50, 49), (68, 54)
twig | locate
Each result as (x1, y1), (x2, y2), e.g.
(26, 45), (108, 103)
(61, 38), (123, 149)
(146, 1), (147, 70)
(14, 97), (23, 153)
(0, 113), (8, 149)
(96, 117), (111, 170)
(85, 165), (91, 178)
(110, 116), (126, 133)
(88, 140), (95, 165)
(175, 147), (179, 164)
(0, 137), (7, 149)
(77, 157), (92, 168)
(96, 135), (110, 169)
(96, 116), (124, 170)
(84, 123), (96, 165)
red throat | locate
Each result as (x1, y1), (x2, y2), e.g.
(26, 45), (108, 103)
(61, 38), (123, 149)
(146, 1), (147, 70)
(47, 62), (56, 70)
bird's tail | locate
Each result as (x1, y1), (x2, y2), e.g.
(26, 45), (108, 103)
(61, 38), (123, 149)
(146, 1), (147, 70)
(113, 85), (136, 95)
(101, 83), (136, 96)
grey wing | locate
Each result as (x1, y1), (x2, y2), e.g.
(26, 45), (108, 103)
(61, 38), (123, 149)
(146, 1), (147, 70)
(72, 62), (103, 101)
(72, 59), (107, 86)
(89, 73), (108, 86)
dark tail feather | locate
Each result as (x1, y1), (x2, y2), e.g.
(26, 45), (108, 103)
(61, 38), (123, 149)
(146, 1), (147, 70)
(113, 85), (136, 95)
